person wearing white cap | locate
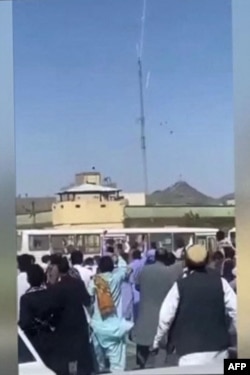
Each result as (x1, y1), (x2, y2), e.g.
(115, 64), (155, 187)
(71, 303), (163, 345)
(151, 244), (237, 366)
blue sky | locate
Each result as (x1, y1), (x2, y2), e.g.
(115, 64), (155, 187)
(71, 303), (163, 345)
(13, 0), (233, 197)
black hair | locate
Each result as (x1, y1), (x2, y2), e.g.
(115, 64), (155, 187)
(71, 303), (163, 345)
(106, 239), (114, 246)
(17, 254), (33, 273)
(106, 246), (114, 254)
(155, 248), (168, 264)
(165, 252), (175, 266)
(132, 249), (141, 260)
(27, 264), (45, 287)
(42, 255), (51, 264)
(29, 255), (36, 264)
(150, 242), (157, 250)
(50, 253), (62, 265)
(70, 250), (83, 266)
(212, 250), (224, 262)
(216, 230), (225, 242)
(84, 257), (94, 266)
(223, 246), (235, 260)
(58, 257), (70, 274)
(98, 256), (114, 273)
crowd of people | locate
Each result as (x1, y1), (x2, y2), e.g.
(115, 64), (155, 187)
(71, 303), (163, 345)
(17, 229), (237, 375)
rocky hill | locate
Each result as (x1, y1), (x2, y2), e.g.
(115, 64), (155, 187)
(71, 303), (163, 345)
(147, 181), (231, 206)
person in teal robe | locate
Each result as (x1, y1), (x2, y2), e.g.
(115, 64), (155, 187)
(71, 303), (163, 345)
(88, 256), (133, 372)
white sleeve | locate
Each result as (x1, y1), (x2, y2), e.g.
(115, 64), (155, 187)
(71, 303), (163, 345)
(221, 277), (237, 329)
(153, 282), (180, 348)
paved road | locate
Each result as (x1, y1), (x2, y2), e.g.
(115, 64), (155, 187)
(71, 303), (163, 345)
(97, 341), (178, 373)
(126, 341), (178, 371)
(126, 341), (137, 370)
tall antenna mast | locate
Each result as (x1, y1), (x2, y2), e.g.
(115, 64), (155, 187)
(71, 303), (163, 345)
(137, 0), (149, 195)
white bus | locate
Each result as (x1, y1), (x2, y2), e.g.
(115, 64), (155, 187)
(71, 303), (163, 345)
(17, 227), (219, 264)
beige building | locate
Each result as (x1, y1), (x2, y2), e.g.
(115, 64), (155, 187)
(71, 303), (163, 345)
(123, 192), (146, 206)
(17, 172), (234, 230)
(225, 199), (235, 206)
(75, 171), (101, 186)
(16, 172), (145, 229)
(52, 172), (126, 229)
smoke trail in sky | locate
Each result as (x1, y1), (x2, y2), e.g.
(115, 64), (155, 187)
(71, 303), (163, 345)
(139, 0), (147, 59)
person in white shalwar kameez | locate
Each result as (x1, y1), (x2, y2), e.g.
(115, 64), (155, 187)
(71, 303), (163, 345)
(151, 244), (237, 367)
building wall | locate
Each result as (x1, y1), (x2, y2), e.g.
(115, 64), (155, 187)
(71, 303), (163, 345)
(124, 205), (235, 231)
(123, 193), (146, 206)
(124, 217), (235, 231)
(226, 199), (235, 206)
(16, 211), (52, 228)
(74, 194), (102, 201)
(75, 172), (101, 186)
(52, 200), (125, 228)
(16, 204), (235, 230)
(124, 205), (235, 219)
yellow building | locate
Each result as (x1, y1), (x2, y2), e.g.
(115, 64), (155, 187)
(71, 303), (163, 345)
(52, 172), (126, 229)
(75, 171), (101, 186)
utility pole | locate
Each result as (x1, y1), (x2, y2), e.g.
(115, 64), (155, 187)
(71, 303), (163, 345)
(137, 57), (148, 195)
(137, 0), (148, 195)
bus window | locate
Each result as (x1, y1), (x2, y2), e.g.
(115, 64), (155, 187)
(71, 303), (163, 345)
(195, 236), (207, 247)
(75, 234), (84, 247)
(100, 234), (127, 255)
(150, 233), (172, 252)
(75, 234), (85, 253)
(84, 235), (100, 254)
(51, 235), (75, 254)
(104, 237), (115, 247)
(207, 236), (216, 254)
(127, 233), (149, 251)
(17, 234), (22, 252)
(141, 234), (149, 251)
(173, 233), (195, 250)
(29, 235), (50, 251)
